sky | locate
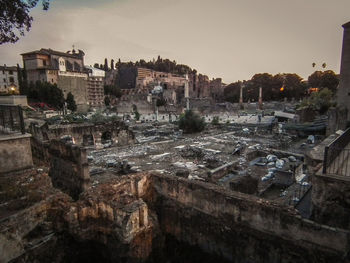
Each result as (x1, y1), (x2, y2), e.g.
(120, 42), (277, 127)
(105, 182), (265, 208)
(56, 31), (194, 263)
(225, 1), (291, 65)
(0, 0), (349, 83)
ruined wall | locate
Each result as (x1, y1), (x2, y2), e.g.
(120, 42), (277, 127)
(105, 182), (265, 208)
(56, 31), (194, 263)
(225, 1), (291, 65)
(312, 172), (350, 229)
(327, 107), (349, 135)
(31, 121), (135, 148)
(30, 137), (50, 165)
(48, 140), (90, 200)
(0, 134), (33, 174)
(151, 174), (349, 262)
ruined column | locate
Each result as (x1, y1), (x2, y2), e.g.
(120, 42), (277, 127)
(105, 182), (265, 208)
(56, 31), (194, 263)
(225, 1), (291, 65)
(185, 74), (190, 111)
(258, 87), (263, 110)
(337, 21), (350, 123)
(239, 84), (244, 109)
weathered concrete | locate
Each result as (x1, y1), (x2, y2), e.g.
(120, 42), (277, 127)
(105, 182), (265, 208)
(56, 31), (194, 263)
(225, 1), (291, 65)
(0, 133), (33, 174)
(48, 140), (90, 200)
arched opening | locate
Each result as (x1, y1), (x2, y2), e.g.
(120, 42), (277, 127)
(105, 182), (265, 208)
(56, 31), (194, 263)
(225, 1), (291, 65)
(83, 134), (94, 146)
(101, 131), (112, 145)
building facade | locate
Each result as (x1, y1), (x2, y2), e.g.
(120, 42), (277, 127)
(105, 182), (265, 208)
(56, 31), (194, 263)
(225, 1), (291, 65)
(21, 48), (89, 112)
(85, 66), (105, 107)
(0, 65), (19, 94)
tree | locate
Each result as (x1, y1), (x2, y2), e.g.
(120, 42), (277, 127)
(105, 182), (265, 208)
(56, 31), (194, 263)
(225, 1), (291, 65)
(17, 64), (27, 95)
(104, 58), (108, 71)
(300, 88), (334, 114)
(104, 96), (110, 106)
(66, 92), (77, 112)
(178, 110), (205, 134)
(110, 59), (114, 70)
(223, 81), (241, 103)
(26, 81), (64, 109)
(0, 0), (50, 44)
(93, 63), (99, 69)
(104, 85), (122, 98)
(308, 70), (339, 93)
(211, 116), (219, 125)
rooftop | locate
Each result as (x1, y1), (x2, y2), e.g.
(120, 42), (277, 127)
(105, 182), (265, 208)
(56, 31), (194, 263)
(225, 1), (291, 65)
(21, 48), (85, 59)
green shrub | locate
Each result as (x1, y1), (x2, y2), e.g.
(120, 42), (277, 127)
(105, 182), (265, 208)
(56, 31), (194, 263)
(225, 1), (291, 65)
(179, 110), (205, 133)
(211, 116), (219, 125)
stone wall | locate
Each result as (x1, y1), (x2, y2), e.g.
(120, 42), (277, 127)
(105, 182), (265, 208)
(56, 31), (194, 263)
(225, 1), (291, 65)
(151, 173), (349, 262)
(48, 140), (90, 200)
(30, 137), (50, 165)
(0, 134), (33, 174)
(57, 75), (89, 112)
(312, 171), (350, 229)
(30, 121), (135, 148)
(327, 106), (348, 134)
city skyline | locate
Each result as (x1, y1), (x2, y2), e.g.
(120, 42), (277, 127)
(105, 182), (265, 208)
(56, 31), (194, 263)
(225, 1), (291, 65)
(0, 0), (349, 83)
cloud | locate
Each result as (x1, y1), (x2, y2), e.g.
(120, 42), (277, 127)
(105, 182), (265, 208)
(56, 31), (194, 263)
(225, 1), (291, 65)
(0, 0), (349, 82)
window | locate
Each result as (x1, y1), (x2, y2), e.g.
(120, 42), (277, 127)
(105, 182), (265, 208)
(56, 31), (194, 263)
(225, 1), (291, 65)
(9, 70), (13, 75)
(9, 77), (14, 83)
(3, 78), (6, 83)
(43, 60), (47, 66)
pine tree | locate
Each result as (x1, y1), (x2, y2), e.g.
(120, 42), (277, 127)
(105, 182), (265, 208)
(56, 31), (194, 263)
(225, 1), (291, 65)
(111, 59), (114, 70)
(104, 58), (108, 71)
(66, 92), (77, 112)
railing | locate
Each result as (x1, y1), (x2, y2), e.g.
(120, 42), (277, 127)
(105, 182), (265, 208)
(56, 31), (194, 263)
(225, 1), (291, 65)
(323, 128), (350, 176)
(0, 104), (25, 135)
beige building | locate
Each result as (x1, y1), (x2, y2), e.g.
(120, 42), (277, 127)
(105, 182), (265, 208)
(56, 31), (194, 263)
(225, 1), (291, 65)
(0, 65), (19, 94)
(21, 48), (89, 112)
(85, 66), (105, 107)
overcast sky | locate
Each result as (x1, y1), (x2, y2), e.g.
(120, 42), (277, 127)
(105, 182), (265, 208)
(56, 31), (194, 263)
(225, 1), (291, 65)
(0, 0), (349, 83)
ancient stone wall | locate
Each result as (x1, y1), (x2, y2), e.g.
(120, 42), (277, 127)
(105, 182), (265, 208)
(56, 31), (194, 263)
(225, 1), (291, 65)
(48, 140), (90, 200)
(312, 172), (350, 229)
(151, 173), (349, 262)
(31, 121), (135, 148)
(0, 134), (33, 174)
(30, 137), (50, 165)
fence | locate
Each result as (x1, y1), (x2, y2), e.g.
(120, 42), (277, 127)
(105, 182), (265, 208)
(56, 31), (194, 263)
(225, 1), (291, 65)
(0, 104), (25, 134)
(323, 128), (350, 176)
